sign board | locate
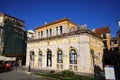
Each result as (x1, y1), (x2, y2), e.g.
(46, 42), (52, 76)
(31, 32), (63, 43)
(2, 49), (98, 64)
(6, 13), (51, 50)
(104, 65), (115, 80)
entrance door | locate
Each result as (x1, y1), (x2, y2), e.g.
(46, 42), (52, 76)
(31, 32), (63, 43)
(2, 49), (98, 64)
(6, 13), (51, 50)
(47, 50), (52, 67)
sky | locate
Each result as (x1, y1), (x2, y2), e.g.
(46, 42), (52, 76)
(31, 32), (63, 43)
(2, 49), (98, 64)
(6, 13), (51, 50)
(0, 0), (120, 37)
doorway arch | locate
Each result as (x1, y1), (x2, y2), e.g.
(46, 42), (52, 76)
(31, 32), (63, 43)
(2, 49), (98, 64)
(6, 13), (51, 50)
(47, 50), (52, 67)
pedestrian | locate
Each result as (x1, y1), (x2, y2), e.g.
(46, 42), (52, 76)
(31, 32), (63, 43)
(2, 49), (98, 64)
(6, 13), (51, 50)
(5, 62), (10, 72)
(14, 61), (18, 71)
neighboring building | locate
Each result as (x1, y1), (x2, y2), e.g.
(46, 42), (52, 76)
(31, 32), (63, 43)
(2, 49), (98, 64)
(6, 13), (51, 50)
(26, 18), (103, 74)
(0, 13), (25, 64)
(117, 20), (120, 54)
(93, 26), (111, 50)
(23, 30), (35, 63)
(27, 30), (35, 40)
(117, 31), (120, 55)
(0, 26), (4, 54)
(111, 37), (118, 51)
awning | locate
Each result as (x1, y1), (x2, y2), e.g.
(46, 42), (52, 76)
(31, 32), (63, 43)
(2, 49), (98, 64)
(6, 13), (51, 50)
(0, 55), (16, 61)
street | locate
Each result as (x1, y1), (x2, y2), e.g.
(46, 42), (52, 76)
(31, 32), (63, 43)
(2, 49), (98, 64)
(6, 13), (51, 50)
(0, 70), (53, 80)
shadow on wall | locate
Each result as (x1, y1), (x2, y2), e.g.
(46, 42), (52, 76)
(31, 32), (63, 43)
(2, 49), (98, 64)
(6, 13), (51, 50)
(94, 65), (105, 80)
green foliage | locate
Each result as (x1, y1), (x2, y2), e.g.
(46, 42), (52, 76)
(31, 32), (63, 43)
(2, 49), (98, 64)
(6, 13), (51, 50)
(0, 64), (5, 69)
(0, 63), (5, 72)
(90, 49), (94, 55)
(35, 70), (93, 80)
(49, 70), (55, 73)
(36, 72), (93, 80)
(61, 69), (75, 77)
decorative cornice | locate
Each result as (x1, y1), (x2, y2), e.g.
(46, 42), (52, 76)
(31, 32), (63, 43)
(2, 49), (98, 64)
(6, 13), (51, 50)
(27, 29), (102, 43)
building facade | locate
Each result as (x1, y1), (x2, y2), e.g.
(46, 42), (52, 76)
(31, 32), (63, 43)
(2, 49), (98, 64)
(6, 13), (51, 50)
(0, 26), (4, 54)
(26, 18), (103, 74)
(93, 26), (111, 50)
(0, 13), (25, 64)
(111, 37), (118, 51)
(117, 31), (120, 55)
(27, 30), (35, 40)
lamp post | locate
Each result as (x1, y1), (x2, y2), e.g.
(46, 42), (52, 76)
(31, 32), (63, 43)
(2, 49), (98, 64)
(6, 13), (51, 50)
(28, 53), (31, 72)
(91, 49), (95, 80)
(28, 59), (31, 72)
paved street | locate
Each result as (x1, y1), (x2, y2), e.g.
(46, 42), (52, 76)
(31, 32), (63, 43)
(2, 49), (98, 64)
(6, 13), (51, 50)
(0, 70), (53, 80)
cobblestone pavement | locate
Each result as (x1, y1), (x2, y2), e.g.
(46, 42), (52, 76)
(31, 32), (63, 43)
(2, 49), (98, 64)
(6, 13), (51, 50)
(0, 70), (53, 80)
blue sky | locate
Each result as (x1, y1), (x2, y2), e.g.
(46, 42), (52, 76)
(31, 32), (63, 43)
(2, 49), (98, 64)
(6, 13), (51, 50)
(0, 0), (120, 37)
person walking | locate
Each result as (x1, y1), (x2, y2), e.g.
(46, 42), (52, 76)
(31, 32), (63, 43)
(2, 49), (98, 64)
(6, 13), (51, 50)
(5, 62), (10, 72)
(14, 61), (18, 71)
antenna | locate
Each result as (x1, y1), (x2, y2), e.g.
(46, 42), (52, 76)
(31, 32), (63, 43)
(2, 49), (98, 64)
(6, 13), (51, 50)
(44, 21), (47, 25)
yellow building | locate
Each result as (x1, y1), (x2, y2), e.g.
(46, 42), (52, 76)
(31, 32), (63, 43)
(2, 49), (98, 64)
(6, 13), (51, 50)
(26, 18), (103, 74)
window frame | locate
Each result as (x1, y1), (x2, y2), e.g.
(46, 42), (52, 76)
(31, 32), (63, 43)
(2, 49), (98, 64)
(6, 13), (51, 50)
(69, 49), (77, 64)
(60, 26), (63, 34)
(56, 27), (58, 35)
(46, 29), (48, 37)
(49, 29), (52, 36)
(57, 50), (63, 63)
(38, 32), (40, 39)
(38, 51), (42, 62)
(31, 52), (35, 62)
(41, 31), (43, 38)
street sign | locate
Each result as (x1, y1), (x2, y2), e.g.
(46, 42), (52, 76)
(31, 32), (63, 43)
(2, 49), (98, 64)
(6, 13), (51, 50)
(104, 65), (115, 80)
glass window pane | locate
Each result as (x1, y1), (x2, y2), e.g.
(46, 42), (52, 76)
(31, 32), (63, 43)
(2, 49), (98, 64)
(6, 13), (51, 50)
(38, 51), (42, 62)
(69, 49), (77, 64)
(57, 50), (63, 63)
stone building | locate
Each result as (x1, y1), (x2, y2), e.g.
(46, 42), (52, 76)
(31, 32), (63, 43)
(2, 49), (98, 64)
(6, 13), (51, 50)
(0, 26), (4, 54)
(27, 30), (35, 40)
(0, 12), (25, 64)
(117, 31), (120, 55)
(93, 26), (111, 50)
(111, 37), (118, 51)
(26, 18), (103, 74)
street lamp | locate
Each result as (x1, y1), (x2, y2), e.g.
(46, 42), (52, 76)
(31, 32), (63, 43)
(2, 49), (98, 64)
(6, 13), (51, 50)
(91, 49), (95, 80)
(28, 52), (32, 72)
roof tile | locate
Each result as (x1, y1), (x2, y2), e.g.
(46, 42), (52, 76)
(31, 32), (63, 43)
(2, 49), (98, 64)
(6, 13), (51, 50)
(94, 26), (110, 34)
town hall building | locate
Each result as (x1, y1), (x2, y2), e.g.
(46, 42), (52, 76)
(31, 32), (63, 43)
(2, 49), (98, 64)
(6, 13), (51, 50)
(26, 18), (103, 74)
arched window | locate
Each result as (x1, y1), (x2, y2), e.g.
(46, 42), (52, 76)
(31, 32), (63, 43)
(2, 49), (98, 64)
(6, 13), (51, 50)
(57, 50), (63, 63)
(38, 51), (42, 62)
(69, 49), (77, 64)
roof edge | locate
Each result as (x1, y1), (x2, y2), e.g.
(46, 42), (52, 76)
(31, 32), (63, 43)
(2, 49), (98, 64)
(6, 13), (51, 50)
(0, 12), (25, 22)
(35, 18), (78, 30)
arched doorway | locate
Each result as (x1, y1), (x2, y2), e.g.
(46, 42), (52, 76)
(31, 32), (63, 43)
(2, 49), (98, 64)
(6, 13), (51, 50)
(47, 50), (52, 67)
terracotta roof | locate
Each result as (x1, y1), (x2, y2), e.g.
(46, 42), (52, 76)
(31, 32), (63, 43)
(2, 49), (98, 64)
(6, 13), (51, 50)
(35, 18), (78, 29)
(94, 26), (110, 34)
